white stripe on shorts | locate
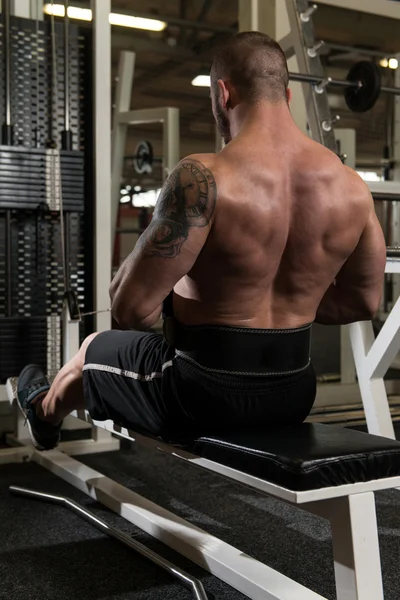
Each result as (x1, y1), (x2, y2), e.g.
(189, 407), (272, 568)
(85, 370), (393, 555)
(83, 360), (173, 382)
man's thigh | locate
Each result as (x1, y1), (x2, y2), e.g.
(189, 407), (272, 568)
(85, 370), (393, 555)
(82, 330), (175, 436)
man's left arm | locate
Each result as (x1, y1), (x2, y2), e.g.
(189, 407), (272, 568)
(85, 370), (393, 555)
(110, 156), (217, 329)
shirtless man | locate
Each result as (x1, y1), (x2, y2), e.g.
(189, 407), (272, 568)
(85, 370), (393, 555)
(17, 31), (386, 450)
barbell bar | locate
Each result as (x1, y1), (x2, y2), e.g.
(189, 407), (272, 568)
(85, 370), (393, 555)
(289, 60), (400, 113)
(290, 72), (400, 96)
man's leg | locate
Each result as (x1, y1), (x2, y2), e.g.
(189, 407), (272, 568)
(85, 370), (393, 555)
(36, 333), (99, 424)
(17, 328), (177, 450)
(16, 333), (99, 450)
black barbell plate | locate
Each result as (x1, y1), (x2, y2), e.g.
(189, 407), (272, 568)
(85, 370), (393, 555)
(345, 61), (381, 113)
(133, 140), (154, 175)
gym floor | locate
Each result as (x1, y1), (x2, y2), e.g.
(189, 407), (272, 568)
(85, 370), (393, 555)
(1, 430), (400, 600)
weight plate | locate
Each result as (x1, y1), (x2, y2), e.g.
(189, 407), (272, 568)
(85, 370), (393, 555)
(345, 61), (381, 113)
(133, 141), (154, 175)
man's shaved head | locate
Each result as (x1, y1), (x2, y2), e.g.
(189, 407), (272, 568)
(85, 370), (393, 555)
(210, 32), (290, 142)
(211, 31), (289, 103)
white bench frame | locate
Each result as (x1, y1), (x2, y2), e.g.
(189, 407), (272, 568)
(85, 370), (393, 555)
(349, 257), (400, 440)
(4, 379), (396, 600)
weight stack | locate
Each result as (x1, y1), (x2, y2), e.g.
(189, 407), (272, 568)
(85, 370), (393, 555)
(0, 17), (93, 383)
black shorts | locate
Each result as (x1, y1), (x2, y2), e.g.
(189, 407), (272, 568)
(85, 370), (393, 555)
(83, 325), (317, 442)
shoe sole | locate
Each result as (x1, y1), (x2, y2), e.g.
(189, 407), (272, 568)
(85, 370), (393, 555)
(15, 367), (49, 452)
(15, 392), (46, 451)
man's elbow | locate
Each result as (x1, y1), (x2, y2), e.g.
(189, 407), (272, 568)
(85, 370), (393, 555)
(356, 291), (382, 321)
(110, 294), (157, 331)
(110, 287), (134, 329)
(110, 297), (129, 329)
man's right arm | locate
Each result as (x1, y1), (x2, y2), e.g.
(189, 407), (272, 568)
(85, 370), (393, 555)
(315, 190), (386, 326)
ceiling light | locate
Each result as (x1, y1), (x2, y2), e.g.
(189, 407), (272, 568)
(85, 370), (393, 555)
(380, 57), (399, 70)
(43, 4), (167, 31)
(192, 74), (211, 87)
(44, 4), (92, 20)
(109, 13), (166, 31)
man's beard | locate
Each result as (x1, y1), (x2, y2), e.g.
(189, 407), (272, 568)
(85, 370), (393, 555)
(214, 99), (231, 145)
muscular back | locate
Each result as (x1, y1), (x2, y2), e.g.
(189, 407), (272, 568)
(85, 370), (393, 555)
(173, 134), (384, 328)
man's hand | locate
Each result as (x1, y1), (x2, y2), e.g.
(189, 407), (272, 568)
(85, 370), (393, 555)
(110, 156), (217, 329)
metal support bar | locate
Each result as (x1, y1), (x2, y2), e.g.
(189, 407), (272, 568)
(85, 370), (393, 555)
(31, 0), (44, 19)
(111, 51), (136, 244)
(365, 294), (400, 379)
(304, 493), (384, 600)
(92, 0), (112, 332)
(9, 486), (209, 600)
(285, 0), (336, 150)
(279, 33), (295, 59)
(163, 108), (180, 179)
(336, 129), (357, 385)
(33, 448), (326, 600)
(238, 0), (274, 32)
(3, 0), (12, 127)
(349, 320), (395, 439)
(62, 301), (80, 364)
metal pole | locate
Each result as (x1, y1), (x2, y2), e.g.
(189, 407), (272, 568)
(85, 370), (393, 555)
(111, 51), (136, 249)
(9, 486), (209, 600)
(4, 0), (11, 126)
(92, 0), (112, 332)
(163, 107), (180, 179)
(64, 1), (69, 132)
(387, 247), (400, 258)
(285, 0), (336, 150)
(2, 0), (14, 145)
(61, 0), (72, 150)
(5, 210), (12, 317)
(373, 192), (400, 201)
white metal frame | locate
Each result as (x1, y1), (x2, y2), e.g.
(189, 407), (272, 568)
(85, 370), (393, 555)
(349, 256), (400, 439)
(111, 50), (136, 238)
(111, 50), (180, 241)
(3, 378), (391, 600)
(92, 0), (112, 334)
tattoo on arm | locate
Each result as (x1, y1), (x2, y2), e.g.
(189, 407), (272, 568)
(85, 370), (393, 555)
(137, 158), (217, 258)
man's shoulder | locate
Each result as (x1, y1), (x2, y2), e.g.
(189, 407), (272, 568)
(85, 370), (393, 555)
(172, 154), (220, 192)
(176, 153), (217, 170)
(342, 165), (371, 197)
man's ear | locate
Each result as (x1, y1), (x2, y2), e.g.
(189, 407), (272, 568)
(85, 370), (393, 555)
(286, 87), (293, 104)
(217, 79), (230, 109)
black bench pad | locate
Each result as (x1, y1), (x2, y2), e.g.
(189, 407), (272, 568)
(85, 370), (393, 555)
(185, 423), (400, 491)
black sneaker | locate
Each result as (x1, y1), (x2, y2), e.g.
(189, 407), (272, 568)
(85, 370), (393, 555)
(16, 364), (62, 451)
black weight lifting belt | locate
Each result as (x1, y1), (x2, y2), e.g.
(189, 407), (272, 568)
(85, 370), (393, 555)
(163, 317), (312, 376)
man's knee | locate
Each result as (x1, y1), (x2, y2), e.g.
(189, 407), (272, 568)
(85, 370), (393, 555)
(78, 332), (100, 363)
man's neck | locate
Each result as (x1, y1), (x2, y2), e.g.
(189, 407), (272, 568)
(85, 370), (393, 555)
(230, 101), (295, 140)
